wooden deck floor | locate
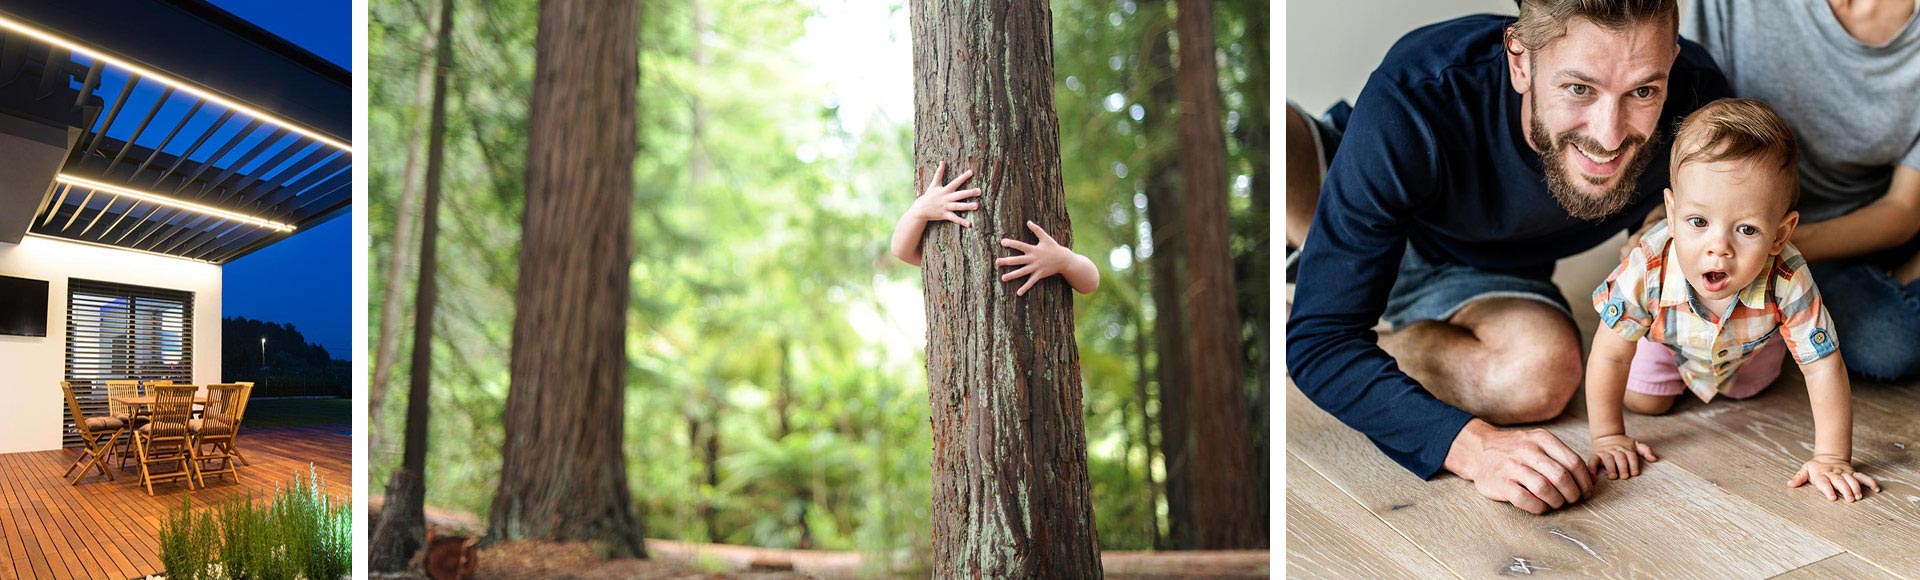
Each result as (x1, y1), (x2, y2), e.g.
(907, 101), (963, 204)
(1287, 372), (1920, 579)
(0, 425), (350, 580)
(1285, 235), (1920, 579)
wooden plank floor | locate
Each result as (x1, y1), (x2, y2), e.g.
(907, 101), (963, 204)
(0, 425), (350, 580)
(1286, 234), (1920, 579)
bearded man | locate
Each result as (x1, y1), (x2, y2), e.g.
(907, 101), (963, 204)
(1284, 0), (1730, 515)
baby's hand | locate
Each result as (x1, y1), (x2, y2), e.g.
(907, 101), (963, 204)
(1789, 456), (1879, 502)
(997, 221), (1086, 297)
(1589, 434), (1658, 480)
(907, 161), (983, 228)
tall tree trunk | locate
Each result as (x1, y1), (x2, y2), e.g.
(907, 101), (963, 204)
(1230, 0), (1273, 539)
(910, 1), (1102, 576)
(484, 0), (647, 558)
(1175, 0), (1262, 549)
(370, 0), (444, 460)
(701, 384), (723, 542)
(685, 412), (702, 532)
(369, 0), (455, 570)
(1143, 1), (1194, 550)
(777, 339), (793, 438)
(796, 487), (814, 550)
(777, 338), (808, 547)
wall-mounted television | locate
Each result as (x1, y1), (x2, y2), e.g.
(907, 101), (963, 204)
(0, 275), (50, 337)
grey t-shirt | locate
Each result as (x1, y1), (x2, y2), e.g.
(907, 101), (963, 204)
(1683, 0), (1920, 222)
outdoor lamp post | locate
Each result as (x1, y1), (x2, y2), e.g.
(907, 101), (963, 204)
(260, 337), (267, 370)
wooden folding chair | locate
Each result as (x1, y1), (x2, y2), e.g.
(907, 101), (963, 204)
(60, 382), (124, 484)
(134, 385), (200, 494)
(104, 380), (146, 468)
(191, 384), (247, 485)
(227, 382), (256, 466)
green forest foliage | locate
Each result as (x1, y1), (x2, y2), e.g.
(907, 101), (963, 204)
(369, 0), (1266, 558)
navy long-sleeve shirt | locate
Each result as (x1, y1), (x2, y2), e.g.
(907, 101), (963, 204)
(1285, 14), (1730, 478)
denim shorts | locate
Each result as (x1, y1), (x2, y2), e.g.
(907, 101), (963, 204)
(1381, 245), (1573, 329)
(1291, 98), (1573, 329)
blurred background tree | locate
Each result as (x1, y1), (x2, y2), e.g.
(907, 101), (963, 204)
(370, 0), (1268, 568)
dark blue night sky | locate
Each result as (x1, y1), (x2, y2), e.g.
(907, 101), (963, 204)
(206, 1), (351, 359)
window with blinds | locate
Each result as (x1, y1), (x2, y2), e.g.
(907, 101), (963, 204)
(61, 279), (194, 448)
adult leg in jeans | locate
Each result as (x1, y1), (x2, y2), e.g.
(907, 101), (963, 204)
(1809, 261), (1920, 382)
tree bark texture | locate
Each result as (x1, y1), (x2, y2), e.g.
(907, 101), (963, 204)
(484, 0), (647, 559)
(1175, 0), (1263, 549)
(369, 0), (455, 570)
(910, 1), (1102, 576)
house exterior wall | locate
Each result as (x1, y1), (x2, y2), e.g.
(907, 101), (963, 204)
(0, 236), (222, 453)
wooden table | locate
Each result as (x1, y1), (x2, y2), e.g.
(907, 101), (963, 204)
(111, 395), (209, 407)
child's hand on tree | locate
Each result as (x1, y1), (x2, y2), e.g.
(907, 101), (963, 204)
(998, 221), (1099, 297)
(1789, 455), (1879, 502)
(892, 162), (983, 265)
(1589, 434), (1658, 480)
(908, 162), (983, 228)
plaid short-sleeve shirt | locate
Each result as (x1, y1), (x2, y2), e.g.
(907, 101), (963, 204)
(1592, 220), (1838, 402)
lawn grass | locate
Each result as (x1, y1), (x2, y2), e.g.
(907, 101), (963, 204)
(245, 397), (351, 428)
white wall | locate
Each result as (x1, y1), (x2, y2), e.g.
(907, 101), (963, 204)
(1286, 0), (1517, 114)
(0, 236), (222, 453)
(1285, 0), (1695, 113)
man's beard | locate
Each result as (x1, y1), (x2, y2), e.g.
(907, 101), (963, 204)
(1529, 98), (1661, 221)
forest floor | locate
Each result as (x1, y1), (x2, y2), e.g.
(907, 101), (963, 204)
(370, 496), (1268, 579)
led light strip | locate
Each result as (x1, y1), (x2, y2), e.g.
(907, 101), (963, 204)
(0, 13), (352, 153)
(24, 233), (214, 264)
(55, 174), (296, 232)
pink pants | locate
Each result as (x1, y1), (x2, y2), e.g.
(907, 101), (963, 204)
(1626, 336), (1787, 400)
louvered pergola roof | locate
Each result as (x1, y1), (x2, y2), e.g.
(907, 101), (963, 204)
(0, 0), (349, 264)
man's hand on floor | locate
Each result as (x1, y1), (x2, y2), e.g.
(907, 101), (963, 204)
(1445, 418), (1595, 514)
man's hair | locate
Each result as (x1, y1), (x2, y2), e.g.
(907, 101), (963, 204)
(1506, 0), (1680, 54)
(1670, 98), (1803, 210)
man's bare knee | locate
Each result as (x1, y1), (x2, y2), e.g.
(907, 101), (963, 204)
(1480, 347), (1581, 424)
(1623, 392), (1676, 416)
(1447, 301), (1582, 424)
(1383, 300), (1582, 423)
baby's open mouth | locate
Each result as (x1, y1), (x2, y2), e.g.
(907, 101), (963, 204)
(1702, 270), (1730, 293)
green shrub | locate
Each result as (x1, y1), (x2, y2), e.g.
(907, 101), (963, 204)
(158, 495), (214, 580)
(216, 494), (255, 579)
(156, 464), (352, 579)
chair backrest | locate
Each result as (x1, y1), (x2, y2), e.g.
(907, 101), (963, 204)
(105, 380), (140, 418)
(60, 382), (92, 437)
(149, 385), (198, 435)
(234, 382), (256, 425)
(144, 380), (174, 394)
(204, 384), (245, 427)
